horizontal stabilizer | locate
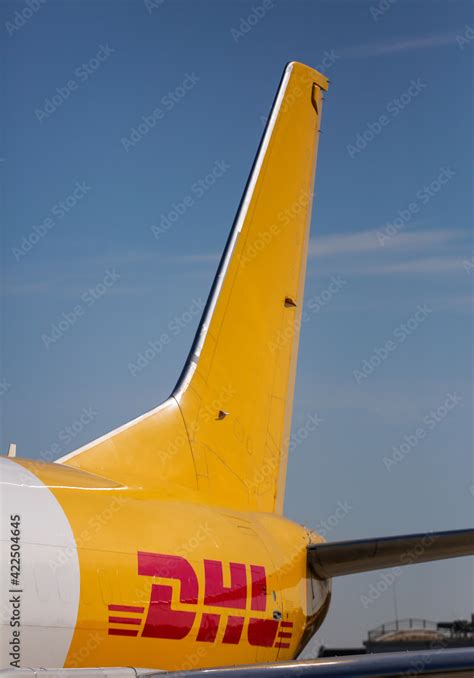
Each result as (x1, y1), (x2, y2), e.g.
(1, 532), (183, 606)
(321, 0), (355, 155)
(308, 528), (474, 579)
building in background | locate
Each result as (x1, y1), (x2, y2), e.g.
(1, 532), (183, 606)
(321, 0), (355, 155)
(319, 616), (474, 657)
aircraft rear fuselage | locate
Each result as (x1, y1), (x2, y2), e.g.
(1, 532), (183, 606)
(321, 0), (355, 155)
(0, 457), (330, 670)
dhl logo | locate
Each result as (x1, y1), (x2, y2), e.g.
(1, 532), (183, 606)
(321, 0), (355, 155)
(108, 552), (293, 648)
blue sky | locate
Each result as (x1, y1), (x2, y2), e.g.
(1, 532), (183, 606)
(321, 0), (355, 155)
(1, 0), (473, 652)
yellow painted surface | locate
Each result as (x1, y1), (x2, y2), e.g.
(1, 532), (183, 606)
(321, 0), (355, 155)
(15, 458), (329, 670)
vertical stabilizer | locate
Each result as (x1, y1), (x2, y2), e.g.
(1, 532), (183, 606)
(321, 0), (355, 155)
(174, 62), (328, 512)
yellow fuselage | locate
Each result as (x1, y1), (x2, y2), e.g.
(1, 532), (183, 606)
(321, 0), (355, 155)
(1, 457), (329, 671)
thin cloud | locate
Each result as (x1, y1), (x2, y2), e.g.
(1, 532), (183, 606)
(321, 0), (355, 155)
(297, 379), (471, 421)
(359, 256), (465, 275)
(309, 228), (461, 258)
(88, 251), (155, 266)
(171, 253), (220, 264)
(1, 281), (51, 296)
(342, 32), (460, 58)
(431, 294), (473, 313)
(162, 228), (467, 278)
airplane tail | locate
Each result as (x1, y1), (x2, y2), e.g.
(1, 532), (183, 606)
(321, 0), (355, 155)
(58, 62), (329, 514)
